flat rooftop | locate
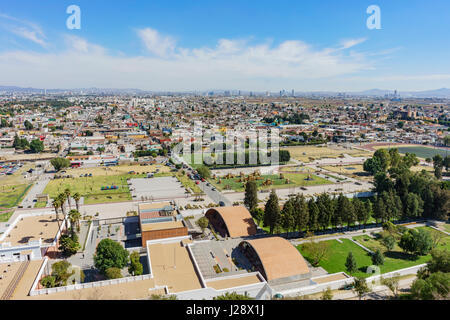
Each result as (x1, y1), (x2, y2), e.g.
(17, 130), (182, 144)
(138, 202), (172, 211)
(206, 274), (262, 290)
(26, 278), (162, 300)
(1, 214), (62, 247)
(10, 260), (44, 300)
(148, 241), (202, 293)
(313, 273), (349, 284)
(0, 261), (24, 298)
(141, 220), (184, 232)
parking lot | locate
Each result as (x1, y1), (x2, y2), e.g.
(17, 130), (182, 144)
(190, 238), (253, 280)
(129, 177), (187, 200)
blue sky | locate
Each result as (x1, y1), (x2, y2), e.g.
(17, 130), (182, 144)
(0, 0), (449, 91)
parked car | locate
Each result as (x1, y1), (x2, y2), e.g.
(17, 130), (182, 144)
(219, 201), (226, 207)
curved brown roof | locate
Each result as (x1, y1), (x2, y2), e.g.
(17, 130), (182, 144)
(242, 237), (310, 281)
(205, 206), (257, 238)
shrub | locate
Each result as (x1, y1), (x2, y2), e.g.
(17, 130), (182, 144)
(105, 267), (122, 279)
(213, 264), (222, 273)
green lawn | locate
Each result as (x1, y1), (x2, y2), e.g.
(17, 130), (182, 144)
(299, 230), (450, 279)
(34, 201), (48, 208)
(210, 173), (329, 192)
(348, 227), (450, 277)
(0, 184), (31, 208)
(353, 234), (403, 252)
(0, 210), (14, 223)
(298, 239), (373, 278)
(444, 224), (450, 234)
(84, 192), (132, 205)
(43, 174), (144, 204)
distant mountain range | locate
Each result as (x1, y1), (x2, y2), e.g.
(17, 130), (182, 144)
(1, 85), (450, 98)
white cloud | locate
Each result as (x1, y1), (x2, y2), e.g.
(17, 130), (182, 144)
(137, 28), (176, 57)
(0, 13), (47, 47)
(3, 30), (439, 91)
(339, 38), (366, 50)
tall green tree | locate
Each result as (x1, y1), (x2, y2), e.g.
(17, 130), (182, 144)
(51, 157), (71, 171)
(307, 199), (319, 232)
(345, 252), (357, 274)
(372, 249), (385, 266)
(433, 154), (444, 179)
(281, 198), (295, 237)
(332, 194), (345, 230)
(94, 239), (130, 274)
(244, 181), (258, 212)
(353, 277), (370, 300)
(294, 194), (309, 234)
(264, 190), (281, 234)
(30, 139), (44, 153)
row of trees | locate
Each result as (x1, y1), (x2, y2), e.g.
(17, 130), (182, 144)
(13, 134), (44, 153)
(247, 186), (373, 236)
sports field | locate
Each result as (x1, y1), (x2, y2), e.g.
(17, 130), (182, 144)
(396, 146), (448, 159)
(210, 172), (330, 192)
(43, 174), (143, 204)
(284, 146), (372, 163)
(370, 144), (448, 159)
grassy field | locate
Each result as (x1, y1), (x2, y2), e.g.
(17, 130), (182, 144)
(284, 146), (372, 163)
(43, 174), (144, 204)
(279, 166), (317, 173)
(348, 227), (450, 276)
(210, 173), (330, 192)
(0, 163), (35, 186)
(372, 145), (448, 159)
(299, 228), (450, 279)
(0, 184), (31, 208)
(298, 239), (373, 278)
(0, 210), (14, 223)
(444, 224), (450, 233)
(34, 201), (48, 208)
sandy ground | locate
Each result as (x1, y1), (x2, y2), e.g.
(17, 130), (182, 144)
(1, 214), (62, 247)
(283, 146), (372, 162)
(206, 274), (262, 290)
(148, 242), (203, 293)
(64, 164), (170, 177)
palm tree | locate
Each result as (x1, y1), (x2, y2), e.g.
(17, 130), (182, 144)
(69, 209), (81, 234)
(57, 193), (68, 231)
(64, 188), (72, 210)
(52, 198), (61, 229)
(73, 192), (81, 212)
